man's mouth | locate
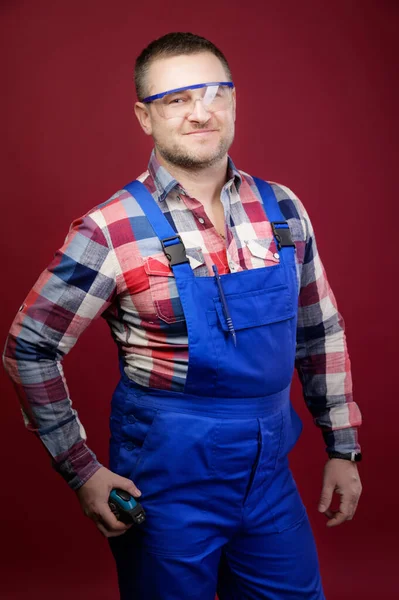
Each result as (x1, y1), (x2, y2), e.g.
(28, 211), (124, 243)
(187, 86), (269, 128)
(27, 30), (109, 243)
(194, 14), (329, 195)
(184, 129), (217, 135)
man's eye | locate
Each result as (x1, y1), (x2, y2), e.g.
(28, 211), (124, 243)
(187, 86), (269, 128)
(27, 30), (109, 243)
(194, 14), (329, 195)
(166, 94), (189, 105)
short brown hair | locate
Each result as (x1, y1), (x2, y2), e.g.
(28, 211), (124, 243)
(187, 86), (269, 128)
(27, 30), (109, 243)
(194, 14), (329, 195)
(134, 32), (232, 101)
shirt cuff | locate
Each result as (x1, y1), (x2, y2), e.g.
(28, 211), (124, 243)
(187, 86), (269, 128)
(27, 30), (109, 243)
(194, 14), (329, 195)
(322, 426), (361, 455)
(52, 444), (103, 491)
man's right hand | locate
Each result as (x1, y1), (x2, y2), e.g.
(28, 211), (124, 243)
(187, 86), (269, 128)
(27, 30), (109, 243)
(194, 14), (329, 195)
(76, 466), (142, 538)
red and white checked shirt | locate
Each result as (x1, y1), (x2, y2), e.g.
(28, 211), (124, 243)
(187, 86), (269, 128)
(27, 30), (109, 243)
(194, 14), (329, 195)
(3, 150), (362, 489)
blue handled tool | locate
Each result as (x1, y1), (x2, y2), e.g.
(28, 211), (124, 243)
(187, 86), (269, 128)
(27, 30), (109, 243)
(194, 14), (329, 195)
(108, 488), (146, 525)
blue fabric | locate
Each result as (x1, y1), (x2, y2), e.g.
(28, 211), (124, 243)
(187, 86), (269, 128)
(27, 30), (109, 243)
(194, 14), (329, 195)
(109, 179), (325, 599)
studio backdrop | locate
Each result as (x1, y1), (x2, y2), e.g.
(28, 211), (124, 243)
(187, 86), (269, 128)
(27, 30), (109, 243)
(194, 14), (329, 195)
(0, 1), (397, 599)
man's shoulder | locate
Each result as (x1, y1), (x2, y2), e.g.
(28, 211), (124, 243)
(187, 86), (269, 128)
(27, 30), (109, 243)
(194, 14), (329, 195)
(79, 170), (151, 231)
(239, 170), (309, 243)
(239, 171), (307, 222)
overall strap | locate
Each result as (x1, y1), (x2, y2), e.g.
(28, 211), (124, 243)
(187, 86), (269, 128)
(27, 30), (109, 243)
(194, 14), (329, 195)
(252, 177), (296, 252)
(123, 180), (193, 278)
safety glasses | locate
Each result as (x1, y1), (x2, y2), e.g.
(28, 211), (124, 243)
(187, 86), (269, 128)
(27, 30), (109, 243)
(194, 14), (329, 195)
(141, 81), (234, 119)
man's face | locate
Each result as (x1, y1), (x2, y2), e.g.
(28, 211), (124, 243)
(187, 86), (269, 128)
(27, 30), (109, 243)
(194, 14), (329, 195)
(135, 52), (236, 169)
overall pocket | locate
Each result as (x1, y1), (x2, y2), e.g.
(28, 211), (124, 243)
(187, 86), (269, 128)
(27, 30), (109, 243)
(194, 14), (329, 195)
(207, 283), (296, 397)
(247, 409), (306, 533)
(114, 399), (160, 481)
(123, 407), (220, 555)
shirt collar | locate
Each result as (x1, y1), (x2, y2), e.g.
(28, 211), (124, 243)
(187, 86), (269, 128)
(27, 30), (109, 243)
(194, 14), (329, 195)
(147, 149), (243, 202)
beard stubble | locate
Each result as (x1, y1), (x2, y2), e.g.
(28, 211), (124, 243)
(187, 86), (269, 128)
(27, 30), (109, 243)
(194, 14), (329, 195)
(155, 125), (235, 170)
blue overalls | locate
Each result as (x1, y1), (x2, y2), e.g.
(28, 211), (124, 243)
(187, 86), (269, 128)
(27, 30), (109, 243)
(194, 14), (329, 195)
(108, 178), (325, 600)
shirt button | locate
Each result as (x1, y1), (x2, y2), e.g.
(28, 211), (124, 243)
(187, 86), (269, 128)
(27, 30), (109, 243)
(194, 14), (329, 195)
(273, 252), (280, 259)
(125, 442), (134, 451)
(127, 415), (136, 424)
(198, 217), (205, 224)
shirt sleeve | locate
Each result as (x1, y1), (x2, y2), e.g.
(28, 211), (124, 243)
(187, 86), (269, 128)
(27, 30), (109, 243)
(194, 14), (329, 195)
(3, 212), (117, 490)
(280, 188), (362, 456)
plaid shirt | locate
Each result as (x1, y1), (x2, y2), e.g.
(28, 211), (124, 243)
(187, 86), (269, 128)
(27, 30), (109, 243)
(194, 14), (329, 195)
(3, 150), (362, 490)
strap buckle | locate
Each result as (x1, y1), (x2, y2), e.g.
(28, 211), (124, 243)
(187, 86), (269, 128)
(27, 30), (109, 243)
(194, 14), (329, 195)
(161, 235), (190, 267)
(271, 221), (295, 251)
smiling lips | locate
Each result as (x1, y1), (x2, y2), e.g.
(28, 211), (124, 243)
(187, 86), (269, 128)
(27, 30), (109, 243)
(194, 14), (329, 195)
(185, 129), (217, 135)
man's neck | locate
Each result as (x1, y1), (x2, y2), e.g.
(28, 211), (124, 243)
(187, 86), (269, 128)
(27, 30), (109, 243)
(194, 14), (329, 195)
(155, 148), (229, 208)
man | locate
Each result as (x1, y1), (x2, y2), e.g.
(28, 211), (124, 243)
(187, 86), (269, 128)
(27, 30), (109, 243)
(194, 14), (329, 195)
(3, 32), (362, 599)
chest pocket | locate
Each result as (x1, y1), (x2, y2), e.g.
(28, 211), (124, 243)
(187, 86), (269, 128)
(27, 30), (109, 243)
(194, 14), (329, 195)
(245, 238), (280, 269)
(205, 278), (297, 397)
(143, 247), (206, 324)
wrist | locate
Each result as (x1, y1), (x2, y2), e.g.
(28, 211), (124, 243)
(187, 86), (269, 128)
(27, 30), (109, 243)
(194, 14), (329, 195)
(52, 444), (102, 490)
(327, 450), (362, 462)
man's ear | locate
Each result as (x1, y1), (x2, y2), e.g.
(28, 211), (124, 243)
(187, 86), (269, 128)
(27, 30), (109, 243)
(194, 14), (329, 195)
(134, 102), (153, 136)
(232, 88), (237, 122)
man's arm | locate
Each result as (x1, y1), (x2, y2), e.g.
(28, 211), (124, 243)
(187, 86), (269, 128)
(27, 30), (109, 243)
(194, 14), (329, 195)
(291, 194), (362, 454)
(3, 212), (117, 490)
(278, 184), (363, 527)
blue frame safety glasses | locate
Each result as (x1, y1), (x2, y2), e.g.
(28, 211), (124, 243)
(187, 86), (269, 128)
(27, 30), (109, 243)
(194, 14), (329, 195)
(141, 81), (235, 119)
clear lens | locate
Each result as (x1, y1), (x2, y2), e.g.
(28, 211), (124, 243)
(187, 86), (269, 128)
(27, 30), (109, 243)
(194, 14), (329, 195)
(153, 84), (232, 119)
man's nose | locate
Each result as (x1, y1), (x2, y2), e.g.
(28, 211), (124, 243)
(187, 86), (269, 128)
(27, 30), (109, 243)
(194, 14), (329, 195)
(187, 98), (212, 123)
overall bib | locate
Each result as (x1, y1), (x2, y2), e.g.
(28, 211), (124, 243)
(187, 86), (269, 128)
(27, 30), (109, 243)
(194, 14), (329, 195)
(108, 178), (325, 600)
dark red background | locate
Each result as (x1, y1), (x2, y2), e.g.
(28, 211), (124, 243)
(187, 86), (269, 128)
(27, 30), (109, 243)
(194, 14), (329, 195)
(1, 1), (397, 598)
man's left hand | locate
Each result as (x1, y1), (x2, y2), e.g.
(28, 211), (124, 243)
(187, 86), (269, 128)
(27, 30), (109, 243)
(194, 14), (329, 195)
(318, 458), (362, 527)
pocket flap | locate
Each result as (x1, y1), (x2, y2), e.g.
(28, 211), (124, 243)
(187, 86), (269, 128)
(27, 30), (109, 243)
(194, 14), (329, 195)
(186, 247), (206, 270)
(214, 285), (295, 332)
(246, 239), (279, 262)
(144, 254), (173, 276)
(143, 247), (206, 276)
